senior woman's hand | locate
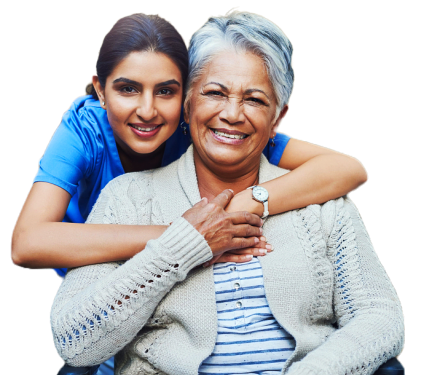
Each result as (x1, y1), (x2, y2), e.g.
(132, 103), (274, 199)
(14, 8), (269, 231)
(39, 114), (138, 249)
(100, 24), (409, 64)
(182, 189), (264, 258)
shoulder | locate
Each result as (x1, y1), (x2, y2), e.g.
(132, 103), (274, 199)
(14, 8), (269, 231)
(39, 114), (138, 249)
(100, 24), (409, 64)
(104, 170), (155, 199)
(69, 95), (103, 116)
(87, 170), (156, 225)
(60, 96), (107, 138)
(264, 133), (290, 166)
(258, 154), (290, 183)
(296, 197), (359, 244)
(91, 160), (182, 225)
(104, 159), (181, 202)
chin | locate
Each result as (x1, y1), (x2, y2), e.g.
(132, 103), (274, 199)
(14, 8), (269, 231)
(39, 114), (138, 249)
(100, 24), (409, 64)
(207, 148), (251, 167)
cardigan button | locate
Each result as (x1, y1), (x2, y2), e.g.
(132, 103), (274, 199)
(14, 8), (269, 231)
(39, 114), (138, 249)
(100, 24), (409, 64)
(230, 266), (237, 272)
(234, 283), (240, 290)
(236, 301), (242, 308)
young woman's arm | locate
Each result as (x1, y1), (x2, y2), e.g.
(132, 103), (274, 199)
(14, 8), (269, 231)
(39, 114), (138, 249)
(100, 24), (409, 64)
(227, 138), (367, 216)
(11, 182), (168, 268)
(12, 183), (264, 269)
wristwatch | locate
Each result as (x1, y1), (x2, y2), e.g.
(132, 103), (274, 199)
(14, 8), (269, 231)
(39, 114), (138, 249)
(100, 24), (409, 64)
(247, 186), (269, 218)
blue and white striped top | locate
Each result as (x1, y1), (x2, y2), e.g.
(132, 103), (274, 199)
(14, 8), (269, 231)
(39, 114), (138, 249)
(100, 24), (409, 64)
(198, 257), (296, 374)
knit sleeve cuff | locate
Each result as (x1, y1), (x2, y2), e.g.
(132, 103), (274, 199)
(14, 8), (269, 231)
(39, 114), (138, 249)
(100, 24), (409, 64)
(156, 217), (213, 276)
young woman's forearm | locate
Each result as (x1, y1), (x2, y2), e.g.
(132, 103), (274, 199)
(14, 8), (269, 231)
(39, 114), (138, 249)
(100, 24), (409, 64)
(11, 182), (168, 269)
(227, 139), (367, 216)
(266, 153), (366, 214)
(12, 222), (167, 269)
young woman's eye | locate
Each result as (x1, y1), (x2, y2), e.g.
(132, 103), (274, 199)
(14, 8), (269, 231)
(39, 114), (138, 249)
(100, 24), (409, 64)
(120, 86), (137, 94)
(157, 88), (173, 95)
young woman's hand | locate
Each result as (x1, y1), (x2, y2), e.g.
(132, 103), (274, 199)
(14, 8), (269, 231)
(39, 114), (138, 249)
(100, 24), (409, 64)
(202, 236), (274, 267)
(182, 189), (263, 257)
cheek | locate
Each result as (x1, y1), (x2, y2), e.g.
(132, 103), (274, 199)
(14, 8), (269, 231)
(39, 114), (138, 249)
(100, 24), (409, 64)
(245, 108), (274, 135)
(106, 96), (135, 125)
(159, 99), (182, 124)
(188, 112), (203, 146)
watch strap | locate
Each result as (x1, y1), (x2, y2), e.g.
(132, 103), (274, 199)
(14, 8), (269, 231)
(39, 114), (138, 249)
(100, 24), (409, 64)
(262, 201), (269, 218)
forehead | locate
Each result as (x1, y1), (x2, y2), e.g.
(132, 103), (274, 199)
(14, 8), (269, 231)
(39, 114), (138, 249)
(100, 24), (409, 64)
(109, 51), (182, 84)
(199, 51), (273, 94)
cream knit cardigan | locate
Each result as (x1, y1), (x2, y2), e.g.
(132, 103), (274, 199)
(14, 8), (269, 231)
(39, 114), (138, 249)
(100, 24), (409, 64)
(51, 146), (404, 375)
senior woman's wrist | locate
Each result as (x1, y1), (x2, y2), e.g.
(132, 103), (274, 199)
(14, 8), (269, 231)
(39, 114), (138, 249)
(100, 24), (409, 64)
(226, 189), (264, 216)
(157, 217), (213, 276)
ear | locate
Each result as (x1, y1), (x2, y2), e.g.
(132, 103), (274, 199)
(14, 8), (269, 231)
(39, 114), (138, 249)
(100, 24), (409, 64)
(92, 76), (106, 109)
(183, 94), (191, 124)
(270, 105), (288, 137)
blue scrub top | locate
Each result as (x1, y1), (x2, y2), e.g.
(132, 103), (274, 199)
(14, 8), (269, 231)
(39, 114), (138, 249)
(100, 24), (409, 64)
(34, 96), (290, 276)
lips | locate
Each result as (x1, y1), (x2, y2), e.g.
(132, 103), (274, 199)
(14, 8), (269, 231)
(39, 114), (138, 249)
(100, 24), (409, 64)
(128, 123), (163, 138)
(210, 128), (249, 145)
(212, 129), (247, 140)
(130, 124), (160, 132)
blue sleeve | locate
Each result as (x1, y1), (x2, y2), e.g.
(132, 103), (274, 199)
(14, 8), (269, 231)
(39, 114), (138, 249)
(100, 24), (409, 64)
(263, 133), (290, 166)
(34, 102), (98, 196)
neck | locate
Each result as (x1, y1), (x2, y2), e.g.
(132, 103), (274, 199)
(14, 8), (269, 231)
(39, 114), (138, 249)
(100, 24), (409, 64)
(116, 141), (166, 173)
(193, 148), (260, 201)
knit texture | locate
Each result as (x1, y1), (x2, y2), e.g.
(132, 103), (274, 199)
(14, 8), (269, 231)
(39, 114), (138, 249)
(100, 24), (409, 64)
(51, 146), (404, 374)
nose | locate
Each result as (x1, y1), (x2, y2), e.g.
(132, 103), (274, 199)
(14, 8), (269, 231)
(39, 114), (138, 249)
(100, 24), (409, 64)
(136, 93), (158, 121)
(219, 97), (245, 125)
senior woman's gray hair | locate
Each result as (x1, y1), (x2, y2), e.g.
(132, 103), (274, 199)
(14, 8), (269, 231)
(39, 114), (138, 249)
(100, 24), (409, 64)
(185, 11), (294, 116)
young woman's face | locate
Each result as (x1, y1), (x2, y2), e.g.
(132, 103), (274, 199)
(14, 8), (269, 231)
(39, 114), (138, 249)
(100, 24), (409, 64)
(95, 51), (183, 156)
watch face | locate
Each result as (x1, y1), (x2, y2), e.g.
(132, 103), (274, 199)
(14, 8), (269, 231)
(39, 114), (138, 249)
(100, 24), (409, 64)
(253, 186), (269, 202)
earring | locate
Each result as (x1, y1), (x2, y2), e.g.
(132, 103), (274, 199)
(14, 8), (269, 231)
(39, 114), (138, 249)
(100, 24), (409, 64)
(102, 101), (105, 106)
(270, 136), (276, 147)
(180, 121), (187, 135)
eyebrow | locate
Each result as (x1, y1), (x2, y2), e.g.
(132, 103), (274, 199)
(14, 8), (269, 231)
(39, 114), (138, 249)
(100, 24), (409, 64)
(155, 79), (181, 88)
(204, 82), (270, 99)
(112, 77), (181, 88)
(203, 82), (229, 91)
(112, 77), (141, 86)
(244, 88), (270, 100)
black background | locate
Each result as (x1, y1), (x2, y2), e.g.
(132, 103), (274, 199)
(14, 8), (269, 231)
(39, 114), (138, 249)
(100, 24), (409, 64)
(8, 4), (406, 374)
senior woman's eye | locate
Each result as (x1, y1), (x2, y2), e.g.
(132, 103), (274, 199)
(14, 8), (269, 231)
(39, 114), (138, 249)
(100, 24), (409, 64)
(246, 97), (267, 106)
(203, 90), (226, 98)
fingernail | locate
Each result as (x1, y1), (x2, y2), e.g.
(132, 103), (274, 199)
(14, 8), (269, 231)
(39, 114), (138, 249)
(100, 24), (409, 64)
(266, 244), (272, 250)
(260, 236), (266, 242)
(246, 255), (253, 260)
(260, 219), (264, 226)
(254, 237), (259, 243)
(259, 228), (263, 234)
(228, 189), (234, 193)
(259, 249), (267, 255)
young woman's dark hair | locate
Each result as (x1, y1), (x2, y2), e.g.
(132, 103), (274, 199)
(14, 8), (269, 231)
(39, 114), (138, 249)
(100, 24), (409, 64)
(86, 13), (188, 99)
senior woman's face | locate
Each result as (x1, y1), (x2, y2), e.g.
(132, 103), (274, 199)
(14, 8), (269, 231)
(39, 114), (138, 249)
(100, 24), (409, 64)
(186, 51), (283, 174)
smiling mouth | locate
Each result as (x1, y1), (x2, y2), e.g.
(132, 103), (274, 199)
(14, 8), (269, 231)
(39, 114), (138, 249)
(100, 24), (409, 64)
(211, 129), (248, 140)
(129, 124), (162, 132)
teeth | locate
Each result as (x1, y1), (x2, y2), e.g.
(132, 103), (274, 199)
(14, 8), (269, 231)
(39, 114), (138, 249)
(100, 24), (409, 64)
(213, 130), (246, 139)
(131, 125), (158, 132)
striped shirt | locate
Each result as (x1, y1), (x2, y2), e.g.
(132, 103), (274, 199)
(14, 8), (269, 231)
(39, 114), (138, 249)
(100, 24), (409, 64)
(198, 257), (295, 374)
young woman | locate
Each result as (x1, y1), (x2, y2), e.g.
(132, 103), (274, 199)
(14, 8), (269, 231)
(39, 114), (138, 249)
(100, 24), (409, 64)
(11, 13), (366, 375)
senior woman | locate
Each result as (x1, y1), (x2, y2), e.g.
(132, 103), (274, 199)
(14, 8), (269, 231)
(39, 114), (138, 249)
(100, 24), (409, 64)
(51, 11), (404, 375)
